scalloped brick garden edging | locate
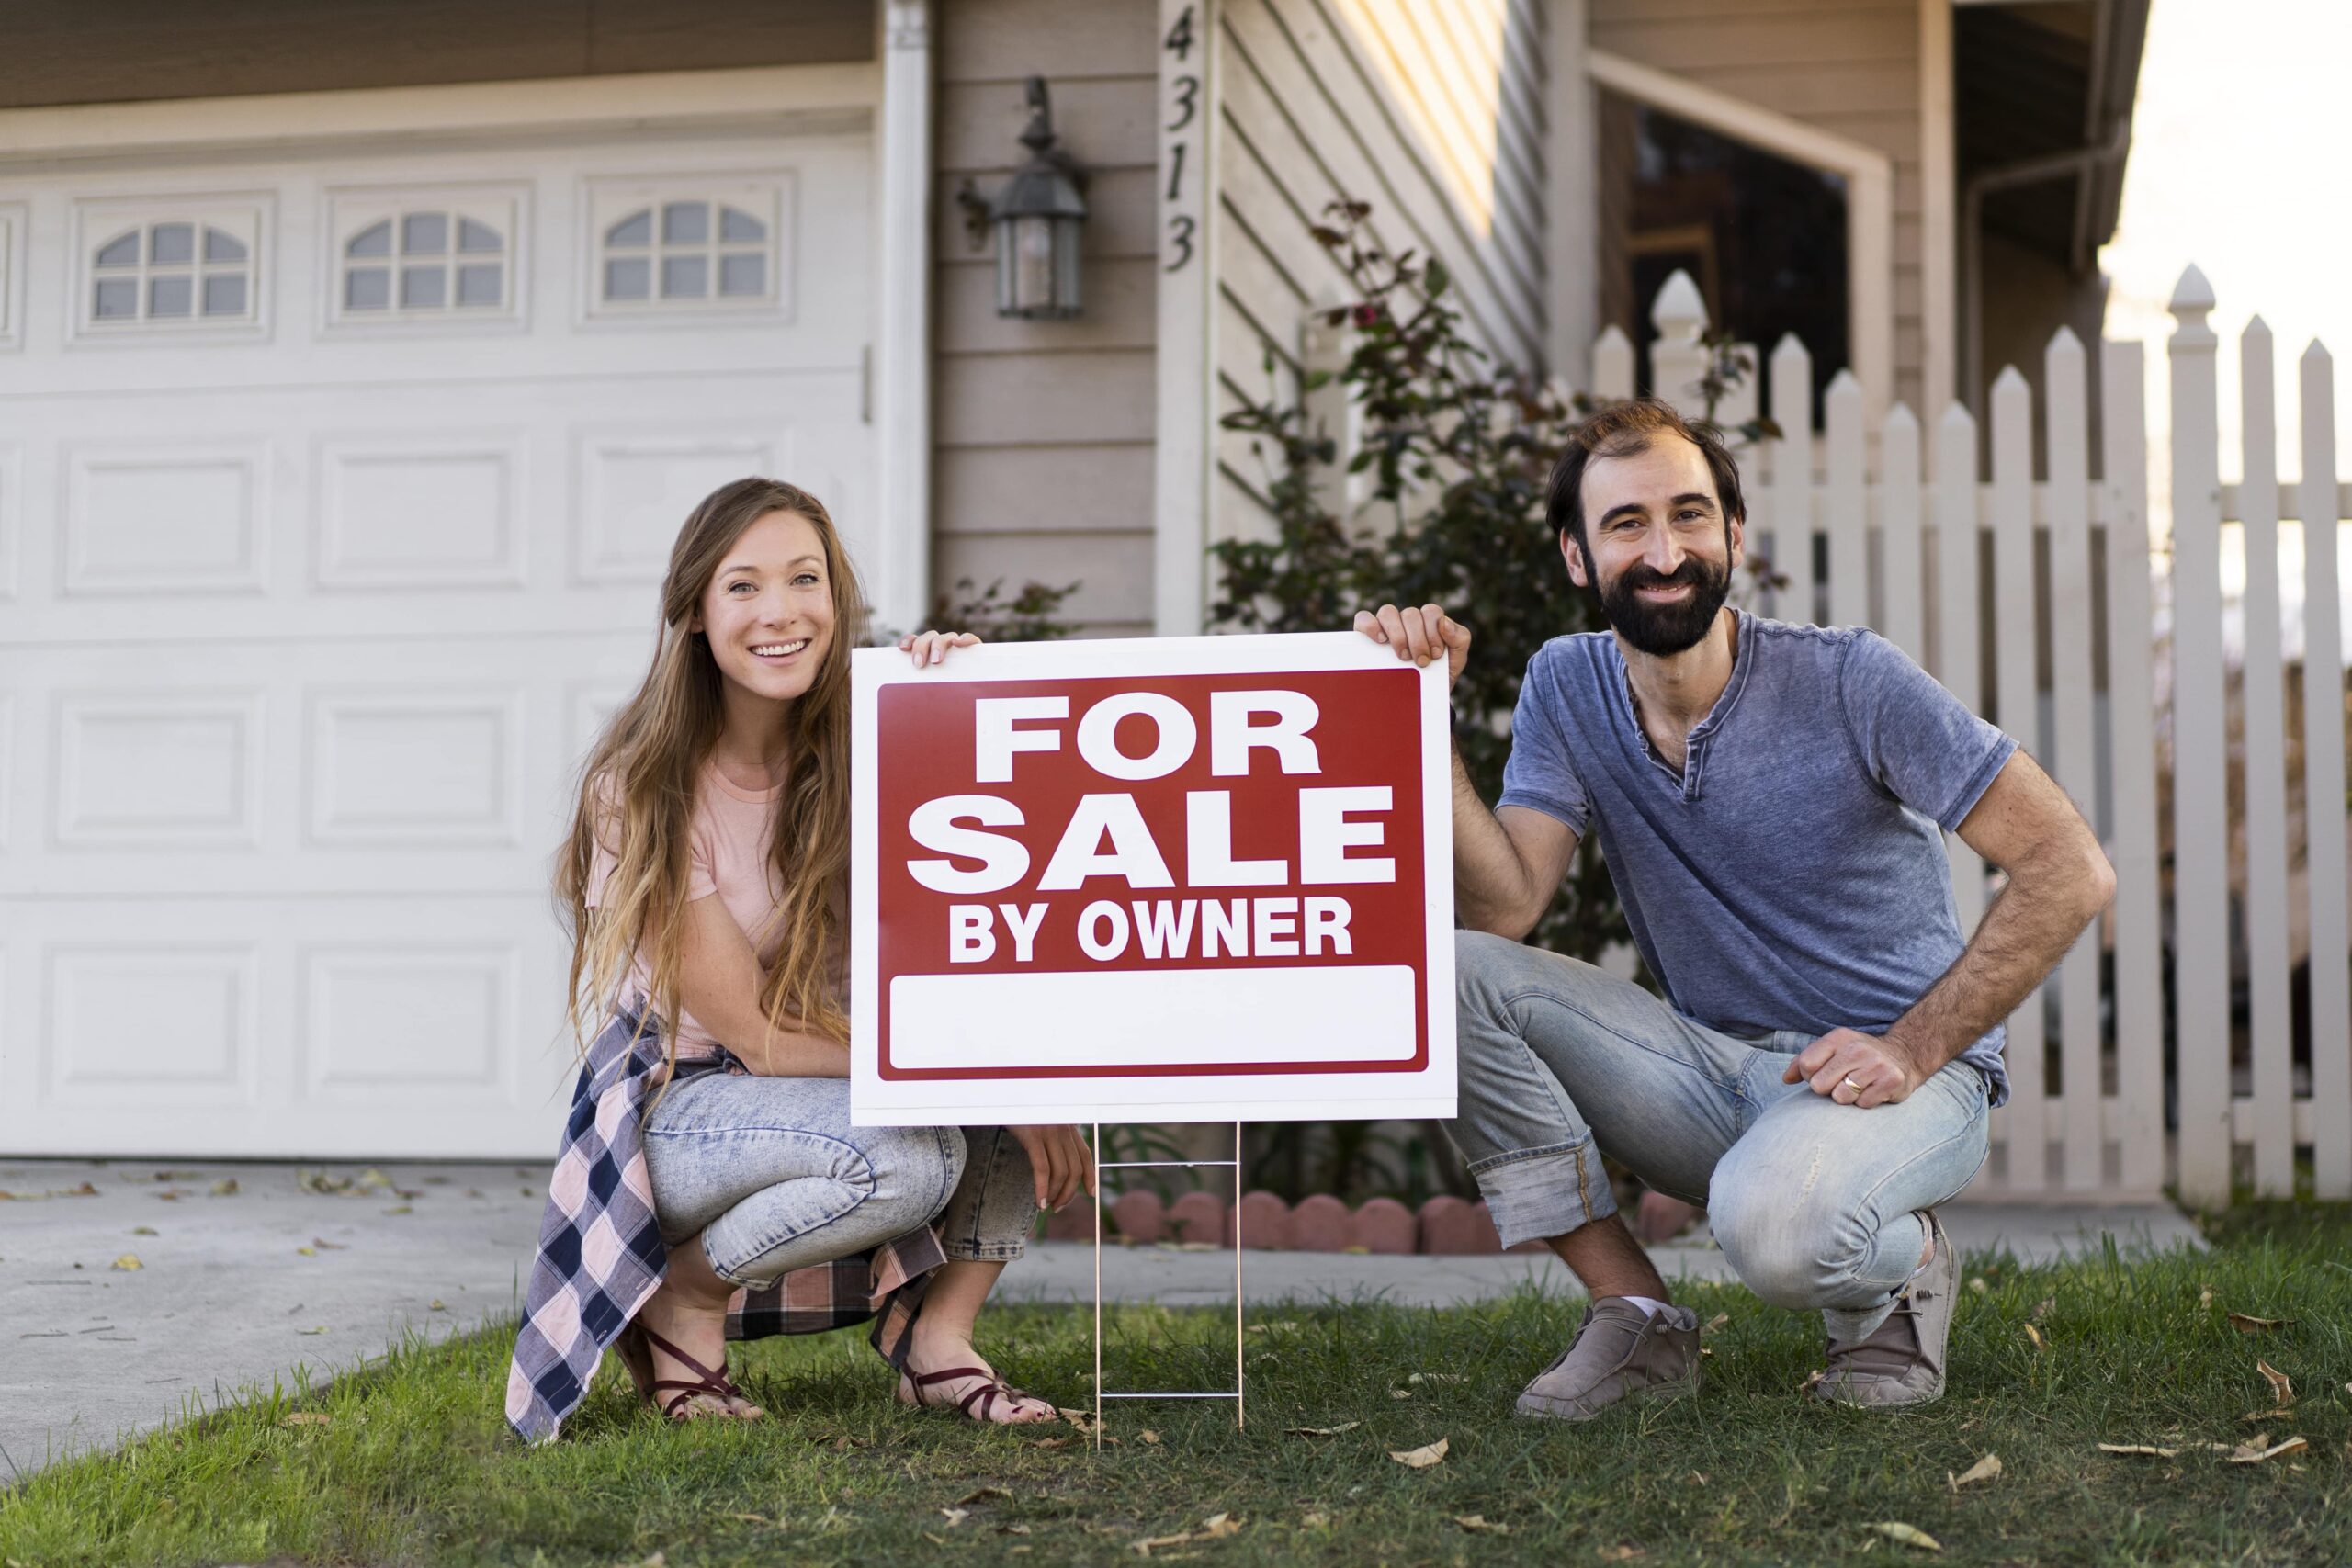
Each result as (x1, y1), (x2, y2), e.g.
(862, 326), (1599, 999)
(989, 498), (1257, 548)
(1043, 1190), (1546, 1255)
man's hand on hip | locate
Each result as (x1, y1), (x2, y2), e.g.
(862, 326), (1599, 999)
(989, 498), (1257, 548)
(1783, 1028), (1923, 1109)
(1354, 603), (1470, 689)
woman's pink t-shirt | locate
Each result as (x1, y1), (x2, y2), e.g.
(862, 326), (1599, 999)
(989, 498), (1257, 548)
(584, 761), (842, 1058)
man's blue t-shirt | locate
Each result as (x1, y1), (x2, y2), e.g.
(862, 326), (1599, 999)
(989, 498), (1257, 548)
(1498, 610), (2018, 1105)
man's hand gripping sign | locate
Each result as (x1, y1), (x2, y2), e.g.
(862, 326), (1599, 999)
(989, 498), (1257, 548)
(850, 633), (1455, 1125)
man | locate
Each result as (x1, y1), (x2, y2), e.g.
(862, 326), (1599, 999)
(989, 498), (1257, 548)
(1356, 398), (2111, 1416)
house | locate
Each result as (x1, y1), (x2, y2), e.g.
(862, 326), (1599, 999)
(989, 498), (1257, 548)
(0, 0), (2146, 1158)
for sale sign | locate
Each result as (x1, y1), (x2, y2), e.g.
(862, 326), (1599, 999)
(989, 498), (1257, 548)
(850, 632), (1455, 1125)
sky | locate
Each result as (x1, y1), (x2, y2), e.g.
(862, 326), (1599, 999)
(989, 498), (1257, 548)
(2098, 0), (2352, 641)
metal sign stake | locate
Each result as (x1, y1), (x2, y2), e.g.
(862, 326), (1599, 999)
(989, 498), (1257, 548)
(1091, 1121), (1245, 1447)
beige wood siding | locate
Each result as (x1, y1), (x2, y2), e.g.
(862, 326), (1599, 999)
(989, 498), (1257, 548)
(1589, 0), (1925, 413)
(0, 0), (875, 107)
(933, 0), (1159, 637)
(1215, 0), (1548, 551)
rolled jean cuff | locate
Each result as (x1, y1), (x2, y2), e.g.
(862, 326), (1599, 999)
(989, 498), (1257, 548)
(1471, 1140), (1615, 1248)
(942, 1236), (1028, 1263)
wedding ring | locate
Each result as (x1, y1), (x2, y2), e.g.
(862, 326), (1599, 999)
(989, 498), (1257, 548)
(1841, 1075), (1866, 1094)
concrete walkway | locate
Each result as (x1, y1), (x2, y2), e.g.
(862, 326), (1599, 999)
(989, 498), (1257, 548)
(0, 1156), (2201, 1482)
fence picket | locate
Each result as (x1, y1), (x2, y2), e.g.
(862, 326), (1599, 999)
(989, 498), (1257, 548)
(1769, 333), (1813, 624)
(1591, 324), (1634, 403)
(1989, 366), (2048, 1190)
(2102, 339), (2166, 1198)
(2169, 265), (2234, 1207)
(1650, 269), (1709, 415)
(1934, 405), (1990, 1025)
(1826, 371), (1869, 628)
(2301, 340), (2352, 1199)
(2044, 329), (2105, 1190)
(1880, 404), (1924, 665)
(2238, 318), (2296, 1196)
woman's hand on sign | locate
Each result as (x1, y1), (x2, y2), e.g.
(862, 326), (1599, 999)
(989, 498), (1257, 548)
(898, 628), (982, 669)
(1007, 1124), (1097, 1212)
(1353, 603), (1470, 689)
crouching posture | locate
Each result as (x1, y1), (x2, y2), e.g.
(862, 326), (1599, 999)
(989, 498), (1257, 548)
(507, 478), (1091, 1441)
(1356, 400), (2111, 1416)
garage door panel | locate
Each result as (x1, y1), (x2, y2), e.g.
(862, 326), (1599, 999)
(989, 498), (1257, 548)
(0, 896), (574, 1156)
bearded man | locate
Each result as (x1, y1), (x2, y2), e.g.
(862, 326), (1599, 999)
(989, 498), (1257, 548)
(1356, 397), (2111, 1416)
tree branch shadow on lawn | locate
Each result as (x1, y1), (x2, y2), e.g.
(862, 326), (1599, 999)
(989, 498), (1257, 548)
(3, 1221), (2347, 1568)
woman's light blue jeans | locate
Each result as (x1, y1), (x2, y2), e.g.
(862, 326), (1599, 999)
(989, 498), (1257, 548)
(1450, 931), (1991, 1341)
(642, 1072), (1040, 1288)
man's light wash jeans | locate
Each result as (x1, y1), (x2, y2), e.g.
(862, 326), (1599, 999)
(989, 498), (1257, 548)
(1452, 931), (1991, 1341)
(642, 1074), (1040, 1288)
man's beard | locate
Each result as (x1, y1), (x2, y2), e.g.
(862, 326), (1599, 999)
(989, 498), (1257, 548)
(1593, 553), (1732, 656)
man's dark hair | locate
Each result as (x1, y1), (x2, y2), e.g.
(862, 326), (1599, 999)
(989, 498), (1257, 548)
(1545, 397), (1747, 568)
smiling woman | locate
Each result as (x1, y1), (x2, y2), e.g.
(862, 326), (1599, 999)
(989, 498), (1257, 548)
(506, 476), (1093, 1442)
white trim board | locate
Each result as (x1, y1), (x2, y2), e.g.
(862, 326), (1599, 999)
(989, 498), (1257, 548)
(1586, 48), (1896, 423)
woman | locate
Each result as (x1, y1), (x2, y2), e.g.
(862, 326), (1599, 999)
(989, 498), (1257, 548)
(507, 477), (1093, 1440)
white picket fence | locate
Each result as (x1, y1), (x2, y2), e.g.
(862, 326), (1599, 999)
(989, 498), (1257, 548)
(1603, 266), (2352, 1207)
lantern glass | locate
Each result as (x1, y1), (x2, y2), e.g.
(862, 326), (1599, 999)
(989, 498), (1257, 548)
(997, 211), (1081, 320)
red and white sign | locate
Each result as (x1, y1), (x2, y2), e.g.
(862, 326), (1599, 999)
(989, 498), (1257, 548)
(851, 633), (1455, 1125)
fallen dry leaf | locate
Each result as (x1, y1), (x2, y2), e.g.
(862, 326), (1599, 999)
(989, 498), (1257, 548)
(2098, 1443), (2182, 1458)
(956, 1487), (1012, 1506)
(1596, 1548), (1645, 1562)
(1408, 1371), (1466, 1384)
(1202, 1515), (1241, 1540)
(723, 1513), (771, 1525)
(2030, 1297), (2055, 1323)
(1453, 1514), (1510, 1534)
(2228, 1313), (2295, 1334)
(130, 1226), (157, 1236)
(1132, 1514), (1243, 1557)
(1285, 1421), (1361, 1437)
(2242, 1408), (2296, 1424)
(2199, 1286), (2214, 1309)
(1869, 1521), (1943, 1552)
(2228, 1435), (2309, 1465)
(2021, 1324), (2045, 1353)
(1701, 1313), (1730, 1334)
(110, 1254), (142, 1271)
(282, 1412), (330, 1427)
(209, 1179), (239, 1196)
(939, 1508), (969, 1528)
(1389, 1438), (1449, 1469)
(1390, 1389), (1413, 1399)
(1030, 1436), (1072, 1450)
(297, 1325), (328, 1336)
(429, 1300), (447, 1312)
(2256, 1360), (2295, 1405)
(1949, 1452), (2002, 1490)
(1966, 1276), (1989, 1295)
(1298, 1511), (1329, 1529)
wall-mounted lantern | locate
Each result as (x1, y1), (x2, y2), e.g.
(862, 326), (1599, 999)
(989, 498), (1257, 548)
(959, 76), (1089, 320)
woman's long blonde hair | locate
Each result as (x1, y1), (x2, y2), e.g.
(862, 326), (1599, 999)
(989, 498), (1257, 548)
(556, 477), (866, 1066)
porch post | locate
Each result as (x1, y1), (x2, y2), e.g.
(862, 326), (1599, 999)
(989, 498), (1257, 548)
(875, 0), (935, 635)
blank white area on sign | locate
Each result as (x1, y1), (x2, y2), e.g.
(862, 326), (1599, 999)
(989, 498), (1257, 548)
(53, 692), (259, 848)
(888, 964), (1417, 1072)
(303, 946), (514, 1091)
(63, 446), (266, 594)
(572, 433), (775, 583)
(317, 438), (522, 588)
(308, 691), (520, 846)
(49, 944), (255, 1097)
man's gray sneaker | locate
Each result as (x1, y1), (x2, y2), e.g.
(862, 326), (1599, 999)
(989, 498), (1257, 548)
(1516, 1297), (1700, 1421)
(1809, 1209), (1955, 1409)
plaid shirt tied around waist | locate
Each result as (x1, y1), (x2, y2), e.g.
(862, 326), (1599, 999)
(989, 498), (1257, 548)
(504, 1010), (944, 1443)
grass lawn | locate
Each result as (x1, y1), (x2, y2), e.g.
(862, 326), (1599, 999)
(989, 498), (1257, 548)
(2, 1207), (2347, 1568)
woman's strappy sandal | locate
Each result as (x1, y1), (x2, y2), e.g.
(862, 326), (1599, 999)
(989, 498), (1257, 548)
(898, 1363), (1053, 1424)
(867, 1276), (1054, 1425)
(626, 1321), (765, 1422)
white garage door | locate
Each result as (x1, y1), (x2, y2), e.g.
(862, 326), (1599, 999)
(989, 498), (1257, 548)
(0, 114), (878, 1156)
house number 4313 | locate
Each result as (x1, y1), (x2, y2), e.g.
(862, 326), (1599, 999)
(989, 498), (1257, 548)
(1161, 3), (1200, 273)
